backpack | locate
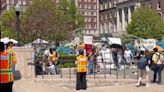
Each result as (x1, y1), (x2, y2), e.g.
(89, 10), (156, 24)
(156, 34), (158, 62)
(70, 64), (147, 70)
(138, 57), (147, 69)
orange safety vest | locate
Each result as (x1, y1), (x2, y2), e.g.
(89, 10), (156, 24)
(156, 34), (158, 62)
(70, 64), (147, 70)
(0, 52), (14, 83)
(76, 55), (87, 73)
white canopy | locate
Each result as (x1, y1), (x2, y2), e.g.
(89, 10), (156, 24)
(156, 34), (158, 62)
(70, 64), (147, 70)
(0, 37), (18, 44)
(32, 38), (48, 44)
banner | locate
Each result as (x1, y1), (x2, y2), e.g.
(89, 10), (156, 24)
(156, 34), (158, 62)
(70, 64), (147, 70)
(83, 36), (93, 44)
(135, 39), (156, 51)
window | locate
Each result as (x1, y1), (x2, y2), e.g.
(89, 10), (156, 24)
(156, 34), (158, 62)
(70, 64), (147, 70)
(88, 0), (91, 2)
(18, 0), (22, 5)
(88, 17), (91, 22)
(85, 24), (87, 28)
(22, 0), (26, 5)
(10, 0), (14, 5)
(88, 5), (91, 9)
(94, 24), (97, 29)
(79, 0), (82, 2)
(94, 18), (97, 22)
(84, 5), (87, 9)
(93, 0), (97, 3)
(79, 4), (82, 8)
(105, 14), (108, 19)
(85, 17), (87, 22)
(6, 0), (9, 4)
(88, 24), (91, 28)
(94, 5), (97, 9)
(88, 12), (91, 16)
(157, 0), (161, 10)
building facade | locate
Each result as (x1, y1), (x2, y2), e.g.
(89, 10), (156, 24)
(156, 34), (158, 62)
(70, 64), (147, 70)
(54, 0), (99, 35)
(100, 0), (164, 36)
(99, 0), (116, 35)
(75, 0), (99, 35)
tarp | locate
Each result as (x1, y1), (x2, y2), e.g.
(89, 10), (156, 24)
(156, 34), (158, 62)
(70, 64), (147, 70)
(32, 38), (48, 44)
(0, 37), (18, 44)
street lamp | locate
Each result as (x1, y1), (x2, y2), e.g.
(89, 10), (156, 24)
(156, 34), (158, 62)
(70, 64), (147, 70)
(15, 4), (21, 46)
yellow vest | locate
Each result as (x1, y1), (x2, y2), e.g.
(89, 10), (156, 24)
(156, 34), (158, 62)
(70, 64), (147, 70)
(50, 52), (57, 64)
(7, 48), (17, 64)
(76, 55), (87, 72)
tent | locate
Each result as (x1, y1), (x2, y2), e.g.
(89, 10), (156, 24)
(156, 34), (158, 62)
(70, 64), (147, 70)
(0, 37), (18, 44)
(32, 38), (48, 44)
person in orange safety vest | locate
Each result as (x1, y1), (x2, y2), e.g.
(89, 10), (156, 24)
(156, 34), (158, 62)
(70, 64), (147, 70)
(75, 49), (88, 90)
(0, 42), (14, 92)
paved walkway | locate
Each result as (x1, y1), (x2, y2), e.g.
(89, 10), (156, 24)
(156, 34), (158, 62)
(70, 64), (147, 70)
(13, 78), (164, 92)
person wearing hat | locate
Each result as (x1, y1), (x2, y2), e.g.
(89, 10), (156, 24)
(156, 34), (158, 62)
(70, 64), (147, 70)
(75, 50), (88, 90)
(0, 42), (14, 92)
(152, 48), (164, 84)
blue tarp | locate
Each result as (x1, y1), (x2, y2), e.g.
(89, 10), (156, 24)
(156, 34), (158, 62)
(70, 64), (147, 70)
(156, 40), (164, 49)
(57, 47), (71, 54)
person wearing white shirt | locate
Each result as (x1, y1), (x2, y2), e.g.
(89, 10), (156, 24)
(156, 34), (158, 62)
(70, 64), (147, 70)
(124, 48), (133, 68)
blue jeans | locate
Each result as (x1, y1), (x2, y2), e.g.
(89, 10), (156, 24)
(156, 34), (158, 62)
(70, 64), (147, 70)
(12, 64), (16, 73)
(88, 61), (94, 74)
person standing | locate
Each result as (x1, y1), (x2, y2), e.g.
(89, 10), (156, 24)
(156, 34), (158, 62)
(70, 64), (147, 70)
(152, 48), (163, 84)
(124, 48), (133, 68)
(88, 51), (94, 74)
(6, 41), (17, 73)
(0, 42), (14, 92)
(75, 50), (88, 90)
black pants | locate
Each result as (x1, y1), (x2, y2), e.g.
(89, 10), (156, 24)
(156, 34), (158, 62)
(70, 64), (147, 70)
(153, 64), (163, 84)
(76, 72), (87, 90)
(0, 82), (13, 92)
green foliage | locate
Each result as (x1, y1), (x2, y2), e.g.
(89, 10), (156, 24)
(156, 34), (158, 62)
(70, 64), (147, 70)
(58, 63), (75, 68)
(127, 6), (164, 40)
(1, 8), (17, 38)
(1, 0), (84, 44)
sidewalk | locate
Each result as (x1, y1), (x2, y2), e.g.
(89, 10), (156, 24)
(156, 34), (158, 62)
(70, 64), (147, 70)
(13, 78), (164, 92)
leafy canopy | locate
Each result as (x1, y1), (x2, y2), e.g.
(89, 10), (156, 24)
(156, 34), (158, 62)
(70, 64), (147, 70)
(127, 6), (164, 40)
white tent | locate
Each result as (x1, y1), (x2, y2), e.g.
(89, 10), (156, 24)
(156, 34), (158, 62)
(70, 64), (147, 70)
(32, 38), (48, 44)
(0, 37), (18, 44)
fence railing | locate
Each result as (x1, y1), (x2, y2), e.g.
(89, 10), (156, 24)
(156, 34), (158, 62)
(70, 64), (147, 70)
(34, 58), (140, 80)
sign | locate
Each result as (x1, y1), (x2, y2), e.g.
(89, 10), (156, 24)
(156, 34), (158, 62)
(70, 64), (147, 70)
(83, 36), (93, 44)
(107, 38), (122, 45)
(135, 39), (156, 51)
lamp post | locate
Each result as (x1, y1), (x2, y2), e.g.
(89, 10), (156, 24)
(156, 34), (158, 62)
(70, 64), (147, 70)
(15, 4), (21, 46)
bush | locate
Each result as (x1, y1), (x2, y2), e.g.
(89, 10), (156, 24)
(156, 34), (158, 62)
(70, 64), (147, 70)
(58, 63), (75, 68)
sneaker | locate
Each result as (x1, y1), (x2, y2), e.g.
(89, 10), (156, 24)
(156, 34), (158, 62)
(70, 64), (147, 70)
(146, 84), (149, 87)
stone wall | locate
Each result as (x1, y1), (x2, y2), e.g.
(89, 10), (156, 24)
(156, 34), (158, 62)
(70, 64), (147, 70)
(13, 47), (35, 78)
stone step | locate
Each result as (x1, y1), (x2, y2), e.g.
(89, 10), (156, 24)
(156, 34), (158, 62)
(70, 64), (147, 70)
(36, 74), (125, 79)
(35, 78), (136, 89)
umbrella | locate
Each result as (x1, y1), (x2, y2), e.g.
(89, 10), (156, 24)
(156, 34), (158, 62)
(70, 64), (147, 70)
(32, 38), (48, 44)
(0, 37), (18, 44)
(109, 44), (123, 49)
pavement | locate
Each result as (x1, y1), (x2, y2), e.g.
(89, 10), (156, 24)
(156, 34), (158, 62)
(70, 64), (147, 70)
(13, 77), (164, 92)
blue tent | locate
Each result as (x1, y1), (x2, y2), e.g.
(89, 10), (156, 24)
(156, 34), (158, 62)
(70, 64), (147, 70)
(156, 40), (164, 49)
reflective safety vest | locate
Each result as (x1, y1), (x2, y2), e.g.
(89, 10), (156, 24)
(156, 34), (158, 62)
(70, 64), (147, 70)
(0, 52), (14, 83)
(7, 48), (17, 64)
(76, 55), (87, 73)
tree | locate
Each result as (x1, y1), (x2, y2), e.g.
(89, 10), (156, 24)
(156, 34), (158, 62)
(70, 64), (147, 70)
(1, 0), (84, 44)
(127, 6), (164, 40)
